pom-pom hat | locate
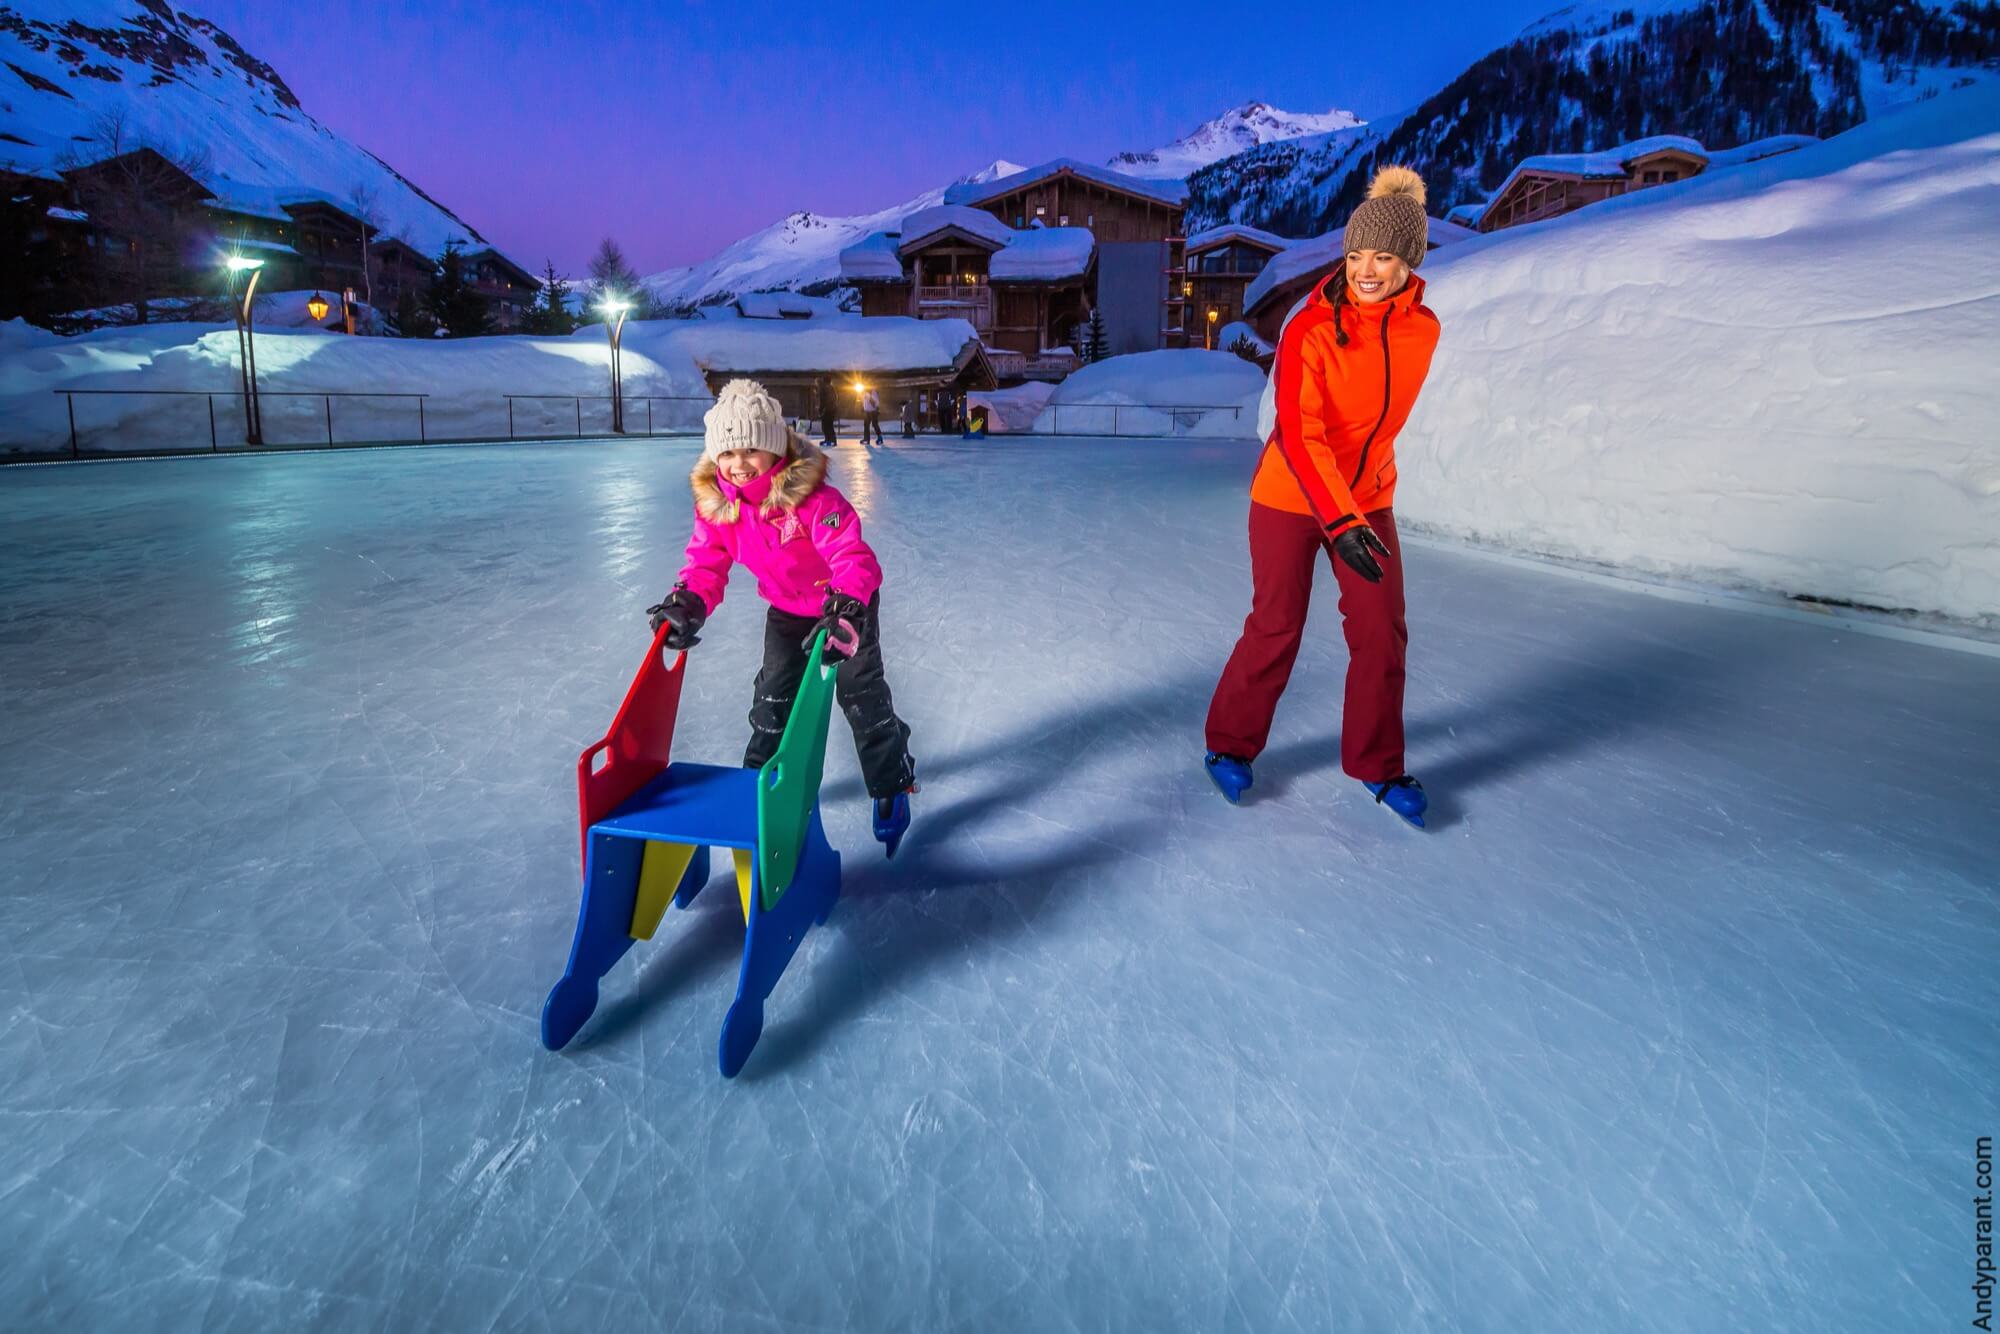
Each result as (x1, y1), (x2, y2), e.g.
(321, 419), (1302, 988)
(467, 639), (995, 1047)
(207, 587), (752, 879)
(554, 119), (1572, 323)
(703, 378), (789, 461)
(1343, 166), (1430, 270)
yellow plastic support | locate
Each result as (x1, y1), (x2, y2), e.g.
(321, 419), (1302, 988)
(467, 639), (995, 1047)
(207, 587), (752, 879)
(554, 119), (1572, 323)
(733, 848), (754, 924)
(629, 841), (697, 940)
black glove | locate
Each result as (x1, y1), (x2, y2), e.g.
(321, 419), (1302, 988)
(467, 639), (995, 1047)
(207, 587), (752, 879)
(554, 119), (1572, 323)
(1331, 525), (1393, 584)
(645, 586), (707, 650)
(809, 592), (868, 662)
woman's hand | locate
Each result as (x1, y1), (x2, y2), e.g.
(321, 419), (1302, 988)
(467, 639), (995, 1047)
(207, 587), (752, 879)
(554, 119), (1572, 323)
(1332, 526), (1394, 583)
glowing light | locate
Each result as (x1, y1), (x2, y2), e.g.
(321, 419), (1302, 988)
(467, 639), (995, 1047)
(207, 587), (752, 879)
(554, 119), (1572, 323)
(600, 298), (631, 314)
(224, 256), (264, 272)
(306, 292), (329, 322)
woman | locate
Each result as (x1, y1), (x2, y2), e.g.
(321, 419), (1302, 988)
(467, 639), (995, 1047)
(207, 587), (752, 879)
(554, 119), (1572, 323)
(1203, 166), (1441, 828)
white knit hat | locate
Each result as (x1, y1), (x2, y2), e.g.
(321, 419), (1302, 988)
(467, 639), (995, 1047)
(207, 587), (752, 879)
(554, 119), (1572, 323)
(703, 379), (789, 461)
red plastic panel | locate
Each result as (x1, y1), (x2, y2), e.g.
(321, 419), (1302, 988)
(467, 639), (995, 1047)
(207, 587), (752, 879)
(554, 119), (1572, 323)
(576, 626), (688, 875)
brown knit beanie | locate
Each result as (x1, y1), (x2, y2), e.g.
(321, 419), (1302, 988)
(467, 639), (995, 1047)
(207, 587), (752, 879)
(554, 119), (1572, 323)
(1343, 165), (1429, 269)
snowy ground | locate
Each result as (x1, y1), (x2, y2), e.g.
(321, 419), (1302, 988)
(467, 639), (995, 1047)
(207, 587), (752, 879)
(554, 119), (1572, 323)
(3, 439), (1996, 1332)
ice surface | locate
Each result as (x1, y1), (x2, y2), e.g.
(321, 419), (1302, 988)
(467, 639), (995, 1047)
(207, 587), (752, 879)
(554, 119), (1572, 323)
(2, 438), (1997, 1332)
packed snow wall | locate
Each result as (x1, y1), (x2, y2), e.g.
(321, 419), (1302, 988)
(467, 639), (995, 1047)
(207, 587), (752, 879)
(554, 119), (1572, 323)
(1394, 84), (2000, 626)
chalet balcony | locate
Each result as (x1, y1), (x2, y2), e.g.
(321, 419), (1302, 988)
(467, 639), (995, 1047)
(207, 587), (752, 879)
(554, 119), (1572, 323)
(914, 285), (991, 330)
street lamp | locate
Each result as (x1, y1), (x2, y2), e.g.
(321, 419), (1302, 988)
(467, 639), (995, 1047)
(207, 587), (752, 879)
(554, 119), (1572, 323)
(226, 256), (265, 445)
(1206, 306), (1219, 350)
(600, 298), (630, 434)
(306, 291), (329, 323)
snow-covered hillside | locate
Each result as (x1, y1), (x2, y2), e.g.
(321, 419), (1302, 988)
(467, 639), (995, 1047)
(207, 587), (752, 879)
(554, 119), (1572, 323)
(1187, 0), (2000, 237)
(1106, 101), (1364, 180)
(1392, 82), (2000, 626)
(0, 0), (494, 258)
(641, 161), (1023, 308)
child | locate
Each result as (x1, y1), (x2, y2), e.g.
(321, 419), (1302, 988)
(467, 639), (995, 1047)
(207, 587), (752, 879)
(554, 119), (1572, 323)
(646, 379), (917, 853)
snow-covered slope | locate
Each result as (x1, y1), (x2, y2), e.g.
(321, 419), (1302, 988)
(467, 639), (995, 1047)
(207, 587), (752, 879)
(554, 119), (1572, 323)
(0, 0), (493, 257)
(642, 161), (1024, 308)
(1106, 102), (1364, 180)
(1390, 83), (2000, 626)
(1187, 0), (2000, 237)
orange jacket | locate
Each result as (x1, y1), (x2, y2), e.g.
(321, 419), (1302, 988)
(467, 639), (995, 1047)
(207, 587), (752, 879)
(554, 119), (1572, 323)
(1250, 272), (1440, 536)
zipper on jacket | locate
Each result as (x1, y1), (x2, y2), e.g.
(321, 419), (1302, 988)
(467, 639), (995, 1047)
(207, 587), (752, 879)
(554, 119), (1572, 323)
(1349, 308), (1394, 490)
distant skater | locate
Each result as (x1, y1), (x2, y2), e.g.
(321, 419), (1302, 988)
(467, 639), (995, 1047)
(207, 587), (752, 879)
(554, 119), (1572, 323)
(817, 374), (839, 447)
(860, 386), (885, 445)
(900, 396), (916, 438)
(1203, 166), (1441, 828)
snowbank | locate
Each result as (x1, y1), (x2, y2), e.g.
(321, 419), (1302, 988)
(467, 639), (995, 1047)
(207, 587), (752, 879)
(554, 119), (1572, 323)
(0, 312), (981, 454)
(1032, 349), (1265, 438)
(1397, 83), (2000, 625)
(967, 382), (1057, 433)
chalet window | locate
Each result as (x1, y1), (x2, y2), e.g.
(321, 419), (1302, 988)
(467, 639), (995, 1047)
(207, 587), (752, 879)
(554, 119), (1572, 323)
(1058, 214), (1069, 226)
(1661, 170), (1679, 182)
(1035, 205), (1046, 217)
(1642, 170), (1659, 183)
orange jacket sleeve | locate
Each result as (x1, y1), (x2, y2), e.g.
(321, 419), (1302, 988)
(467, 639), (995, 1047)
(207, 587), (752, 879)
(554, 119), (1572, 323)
(1271, 323), (1367, 538)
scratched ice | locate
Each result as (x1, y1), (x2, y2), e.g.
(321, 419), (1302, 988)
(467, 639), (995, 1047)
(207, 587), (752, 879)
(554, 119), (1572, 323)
(2, 439), (1995, 1332)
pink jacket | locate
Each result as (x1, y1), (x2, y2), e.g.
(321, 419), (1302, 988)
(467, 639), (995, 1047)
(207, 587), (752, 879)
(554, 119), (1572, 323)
(675, 440), (882, 617)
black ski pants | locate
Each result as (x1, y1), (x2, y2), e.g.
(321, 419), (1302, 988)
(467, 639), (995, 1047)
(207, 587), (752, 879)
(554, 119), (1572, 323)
(744, 593), (914, 799)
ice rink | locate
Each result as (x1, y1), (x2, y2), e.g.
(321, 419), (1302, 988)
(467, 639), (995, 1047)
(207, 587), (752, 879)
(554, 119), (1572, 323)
(3, 437), (1996, 1332)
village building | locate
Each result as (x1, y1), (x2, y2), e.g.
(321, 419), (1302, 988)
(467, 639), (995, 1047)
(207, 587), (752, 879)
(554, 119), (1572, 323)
(12, 148), (536, 331)
(1182, 223), (1292, 347)
(1474, 133), (1817, 234)
(840, 159), (1188, 381)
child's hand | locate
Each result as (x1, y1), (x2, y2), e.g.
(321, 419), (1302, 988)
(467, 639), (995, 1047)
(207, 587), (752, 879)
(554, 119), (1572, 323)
(808, 593), (868, 662)
(646, 587), (707, 650)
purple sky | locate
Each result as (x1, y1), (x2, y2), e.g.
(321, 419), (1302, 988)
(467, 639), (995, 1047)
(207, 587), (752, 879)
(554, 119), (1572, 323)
(192, 0), (1565, 277)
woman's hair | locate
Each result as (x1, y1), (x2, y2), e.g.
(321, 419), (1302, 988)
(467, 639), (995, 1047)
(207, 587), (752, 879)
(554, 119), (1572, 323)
(1329, 263), (1353, 347)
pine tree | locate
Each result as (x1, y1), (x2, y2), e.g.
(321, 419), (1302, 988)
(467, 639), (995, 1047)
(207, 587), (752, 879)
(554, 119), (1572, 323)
(521, 260), (576, 335)
(586, 236), (645, 315)
(426, 241), (493, 338)
(1083, 307), (1108, 363)
(395, 286), (437, 339)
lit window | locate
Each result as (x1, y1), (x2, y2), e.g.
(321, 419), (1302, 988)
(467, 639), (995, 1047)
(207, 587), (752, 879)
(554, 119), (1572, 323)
(1058, 214), (1069, 225)
(1035, 205), (1045, 216)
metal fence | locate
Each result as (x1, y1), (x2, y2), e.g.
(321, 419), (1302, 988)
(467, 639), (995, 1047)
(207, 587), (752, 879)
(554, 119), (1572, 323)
(1040, 402), (1249, 438)
(39, 389), (710, 461)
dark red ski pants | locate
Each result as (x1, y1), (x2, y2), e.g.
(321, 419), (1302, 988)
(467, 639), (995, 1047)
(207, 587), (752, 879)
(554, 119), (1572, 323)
(1205, 503), (1407, 782)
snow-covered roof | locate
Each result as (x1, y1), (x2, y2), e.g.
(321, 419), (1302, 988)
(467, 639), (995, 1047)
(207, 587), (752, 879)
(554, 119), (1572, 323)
(1445, 203), (1486, 227)
(838, 231), (905, 282)
(943, 158), (1189, 209)
(734, 291), (842, 320)
(45, 205), (87, 223)
(1427, 216), (1480, 246)
(899, 204), (1015, 251)
(666, 312), (982, 375)
(1244, 230), (1343, 314)
(1494, 135), (1711, 207)
(1186, 223), (1294, 254)
(990, 227), (1094, 281)
(1707, 134), (1820, 168)
(230, 236), (301, 257)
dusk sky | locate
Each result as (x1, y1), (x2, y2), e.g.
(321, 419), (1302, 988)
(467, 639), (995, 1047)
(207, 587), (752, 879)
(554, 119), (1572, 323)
(192, 0), (1569, 277)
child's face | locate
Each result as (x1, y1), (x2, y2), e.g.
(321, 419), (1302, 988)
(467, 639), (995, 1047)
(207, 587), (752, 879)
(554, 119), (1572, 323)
(717, 449), (780, 486)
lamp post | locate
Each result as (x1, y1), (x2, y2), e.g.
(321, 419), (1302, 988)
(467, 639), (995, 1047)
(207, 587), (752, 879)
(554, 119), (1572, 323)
(341, 287), (358, 336)
(1206, 306), (1219, 350)
(1181, 279), (1193, 347)
(601, 298), (630, 434)
(307, 291), (330, 324)
(226, 256), (265, 445)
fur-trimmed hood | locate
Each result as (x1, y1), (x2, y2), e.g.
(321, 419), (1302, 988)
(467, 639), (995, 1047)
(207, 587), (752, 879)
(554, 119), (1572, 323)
(690, 433), (828, 523)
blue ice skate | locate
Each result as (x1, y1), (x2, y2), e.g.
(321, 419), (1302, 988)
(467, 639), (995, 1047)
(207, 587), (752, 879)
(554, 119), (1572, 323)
(1205, 752), (1253, 805)
(873, 790), (912, 858)
(1362, 775), (1427, 829)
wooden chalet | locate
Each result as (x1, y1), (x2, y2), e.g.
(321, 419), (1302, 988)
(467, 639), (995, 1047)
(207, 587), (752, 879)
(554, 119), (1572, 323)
(1183, 223), (1292, 346)
(1472, 133), (1815, 235)
(463, 247), (541, 330)
(842, 159), (1191, 380)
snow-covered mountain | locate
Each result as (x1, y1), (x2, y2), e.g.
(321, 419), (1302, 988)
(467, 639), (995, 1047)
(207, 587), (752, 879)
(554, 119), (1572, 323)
(0, 0), (494, 257)
(1105, 101), (1365, 180)
(641, 161), (1024, 308)
(1186, 0), (2000, 237)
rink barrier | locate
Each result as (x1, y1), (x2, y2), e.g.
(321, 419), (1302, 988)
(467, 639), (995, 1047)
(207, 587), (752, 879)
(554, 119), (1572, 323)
(50, 388), (432, 458)
(502, 394), (711, 441)
(1042, 402), (1246, 438)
